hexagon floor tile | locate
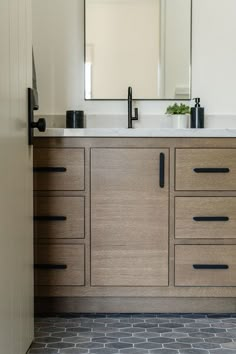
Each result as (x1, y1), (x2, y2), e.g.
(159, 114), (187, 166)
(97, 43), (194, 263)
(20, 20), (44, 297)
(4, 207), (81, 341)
(28, 313), (236, 353)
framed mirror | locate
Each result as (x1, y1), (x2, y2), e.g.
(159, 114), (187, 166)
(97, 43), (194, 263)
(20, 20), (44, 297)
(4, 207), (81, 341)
(85, 0), (192, 100)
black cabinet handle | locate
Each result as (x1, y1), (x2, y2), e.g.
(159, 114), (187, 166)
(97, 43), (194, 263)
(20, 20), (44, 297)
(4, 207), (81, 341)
(193, 168), (230, 173)
(193, 216), (229, 222)
(34, 216), (67, 221)
(193, 264), (229, 270)
(33, 167), (67, 173)
(159, 153), (165, 188)
(34, 264), (67, 270)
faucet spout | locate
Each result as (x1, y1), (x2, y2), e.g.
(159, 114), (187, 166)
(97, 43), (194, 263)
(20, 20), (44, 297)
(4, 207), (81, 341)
(128, 86), (138, 129)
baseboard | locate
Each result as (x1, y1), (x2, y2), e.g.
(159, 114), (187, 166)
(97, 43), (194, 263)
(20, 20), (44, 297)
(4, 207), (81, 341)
(35, 297), (236, 314)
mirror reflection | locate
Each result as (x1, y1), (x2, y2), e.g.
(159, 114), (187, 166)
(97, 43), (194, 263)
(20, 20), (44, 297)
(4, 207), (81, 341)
(85, 0), (192, 100)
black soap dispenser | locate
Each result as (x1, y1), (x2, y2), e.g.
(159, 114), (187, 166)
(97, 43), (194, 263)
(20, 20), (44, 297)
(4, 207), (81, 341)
(191, 98), (204, 128)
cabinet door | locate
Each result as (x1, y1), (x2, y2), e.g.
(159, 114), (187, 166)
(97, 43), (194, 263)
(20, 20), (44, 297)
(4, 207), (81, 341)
(91, 148), (169, 286)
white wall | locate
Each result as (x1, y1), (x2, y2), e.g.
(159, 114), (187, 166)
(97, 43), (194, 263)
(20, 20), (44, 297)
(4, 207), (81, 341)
(33, 0), (236, 115)
(192, 0), (236, 114)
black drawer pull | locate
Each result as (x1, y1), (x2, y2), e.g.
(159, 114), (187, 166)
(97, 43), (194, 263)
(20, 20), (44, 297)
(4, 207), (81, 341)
(34, 216), (67, 221)
(193, 264), (229, 270)
(193, 168), (230, 173)
(159, 153), (165, 188)
(33, 167), (67, 173)
(34, 264), (67, 270)
(193, 216), (229, 222)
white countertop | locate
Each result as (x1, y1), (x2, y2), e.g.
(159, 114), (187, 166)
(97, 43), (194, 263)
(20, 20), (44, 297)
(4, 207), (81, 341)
(34, 128), (236, 138)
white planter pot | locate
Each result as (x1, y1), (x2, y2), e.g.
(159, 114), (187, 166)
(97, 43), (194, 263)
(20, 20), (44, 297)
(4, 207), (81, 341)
(171, 114), (189, 129)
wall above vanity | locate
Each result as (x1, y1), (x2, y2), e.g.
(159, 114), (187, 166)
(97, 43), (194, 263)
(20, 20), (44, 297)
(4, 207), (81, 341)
(32, 0), (236, 115)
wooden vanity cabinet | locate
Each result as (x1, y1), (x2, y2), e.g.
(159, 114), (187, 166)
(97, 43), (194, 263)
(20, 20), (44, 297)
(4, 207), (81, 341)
(34, 148), (85, 191)
(34, 146), (86, 292)
(34, 196), (85, 240)
(91, 148), (169, 286)
(175, 245), (236, 287)
(175, 197), (236, 239)
(35, 245), (85, 286)
(33, 138), (236, 314)
(176, 149), (236, 190)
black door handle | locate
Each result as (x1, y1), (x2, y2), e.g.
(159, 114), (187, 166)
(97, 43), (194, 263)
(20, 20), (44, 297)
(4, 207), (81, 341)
(193, 264), (229, 270)
(193, 168), (230, 173)
(28, 88), (46, 145)
(31, 118), (46, 132)
(159, 153), (165, 188)
(34, 216), (67, 221)
(34, 264), (67, 270)
(193, 216), (229, 222)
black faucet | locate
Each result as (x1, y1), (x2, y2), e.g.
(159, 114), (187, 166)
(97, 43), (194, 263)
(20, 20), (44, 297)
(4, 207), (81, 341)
(128, 86), (138, 128)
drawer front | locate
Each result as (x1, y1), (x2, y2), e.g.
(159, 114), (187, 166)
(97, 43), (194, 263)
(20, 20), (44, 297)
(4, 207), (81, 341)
(175, 197), (236, 239)
(34, 148), (85, 191)
(34, 197), (85, 240)
(35, 245), (85, 286)
(176, 149), (236, 190)
(175, 245), (236, 286)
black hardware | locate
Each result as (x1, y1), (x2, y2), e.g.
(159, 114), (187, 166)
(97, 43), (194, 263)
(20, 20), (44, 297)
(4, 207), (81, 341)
(33, 167), (67, 173)
(28, 88), (46, 145)
(34, 264), (67, 270)
(128, 87), (138, 128)
(66, 110), (85, 128)
(190, 97), (204, 128)
(193, 216), (229, 222)
(193, 264), (229, 270)
(34, 216), (67, 221)
(159, 153), (165, 188)
(32, 49), (39, 110)
(31, 119), (46, 132)
(193, 168), (230, 173)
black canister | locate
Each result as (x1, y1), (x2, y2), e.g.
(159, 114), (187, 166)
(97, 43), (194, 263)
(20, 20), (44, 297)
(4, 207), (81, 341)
(66, 110), (85, 128)
(190, 98), (204, 128)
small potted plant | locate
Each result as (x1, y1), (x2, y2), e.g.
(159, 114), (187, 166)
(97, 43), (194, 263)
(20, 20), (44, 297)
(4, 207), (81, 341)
(166, 103), (190, 129)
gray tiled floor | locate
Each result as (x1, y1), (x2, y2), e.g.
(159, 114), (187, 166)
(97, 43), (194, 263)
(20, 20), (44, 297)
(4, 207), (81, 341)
(28, 314), (236, 354)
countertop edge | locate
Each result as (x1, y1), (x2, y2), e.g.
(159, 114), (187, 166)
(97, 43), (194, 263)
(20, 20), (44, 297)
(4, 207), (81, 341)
(34, 128), (236, 138)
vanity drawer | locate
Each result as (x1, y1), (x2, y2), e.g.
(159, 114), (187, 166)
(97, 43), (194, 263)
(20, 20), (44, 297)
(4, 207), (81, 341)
(175, 245), (236, 286)
(175, 197), (236, 239)
(175, 149), (236, 190)
(34, 197), (85, 240)
(34, 148), (85, 191)
(34, 245), (85, 286)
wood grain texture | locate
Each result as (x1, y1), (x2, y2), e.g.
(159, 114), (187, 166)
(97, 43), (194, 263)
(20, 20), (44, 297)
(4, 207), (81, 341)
(91, 148), (169, 286)
(33, 138), (236, 308)
(35, 245), (85, 286)
(176, 149), (236, 190)
(35, 283), (236, 297)
(34, 148), (85, 191)
(175, 245), (236, 286)
(169, 147), (176, 287)
(33, 137), (236, 149)
(35, 297), (236, 314)
(34, 196), (85, 240)
(175, 197), (236, 239)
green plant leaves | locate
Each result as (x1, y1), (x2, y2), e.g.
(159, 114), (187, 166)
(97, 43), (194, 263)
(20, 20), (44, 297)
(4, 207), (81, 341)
(166, 103), (190, 115)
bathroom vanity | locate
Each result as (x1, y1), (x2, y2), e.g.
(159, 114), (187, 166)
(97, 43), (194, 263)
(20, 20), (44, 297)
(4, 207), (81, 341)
(34, 130), (236, 313)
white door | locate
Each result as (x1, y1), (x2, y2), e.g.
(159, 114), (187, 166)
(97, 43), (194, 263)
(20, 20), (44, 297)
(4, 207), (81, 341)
(0, 0), (33, 353)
